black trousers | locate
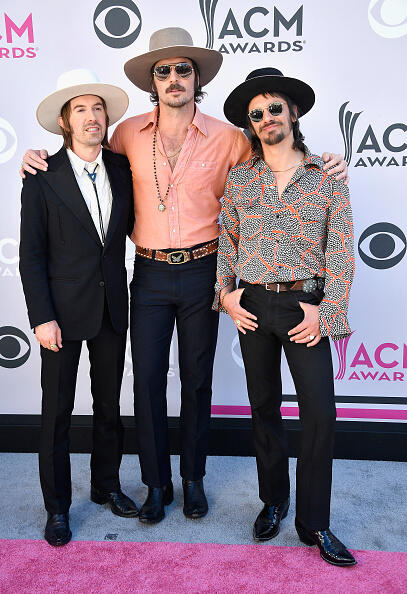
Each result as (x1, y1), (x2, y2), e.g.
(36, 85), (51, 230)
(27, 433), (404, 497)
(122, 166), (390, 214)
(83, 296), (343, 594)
(238, 281), (336, 531)
(130, 250), (219, 487)
(39, 304), (126, 514)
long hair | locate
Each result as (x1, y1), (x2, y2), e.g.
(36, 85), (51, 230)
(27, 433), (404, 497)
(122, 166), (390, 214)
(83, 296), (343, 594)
(247, 92), (305, 162)
(59, 96), (110, 150)
(149, 59), (206, 105)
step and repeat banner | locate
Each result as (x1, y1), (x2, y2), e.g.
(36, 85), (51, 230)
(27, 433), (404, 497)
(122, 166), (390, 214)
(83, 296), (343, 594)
(1, 1), (406, 424)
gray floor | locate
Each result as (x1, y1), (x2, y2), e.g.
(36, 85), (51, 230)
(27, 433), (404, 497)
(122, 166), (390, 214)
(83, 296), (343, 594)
(0, 453), (406, 552)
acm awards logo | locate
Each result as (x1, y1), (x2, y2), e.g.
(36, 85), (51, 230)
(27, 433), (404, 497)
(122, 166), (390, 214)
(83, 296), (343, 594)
(334, 332), (407, 384)
(368, 0), (407, 38)
(0, 326), (31, 369)
(93, 0), (142, 48)
(339, 102), (407, 168)
(0, 117), (17, 164)
(0, 12), (37, 59)
(199, 1), (305, 55)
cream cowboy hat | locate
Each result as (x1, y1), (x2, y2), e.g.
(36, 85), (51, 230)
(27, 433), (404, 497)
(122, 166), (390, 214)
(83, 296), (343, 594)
(124, 27), (223, 91)
(36, 69), (129, 134)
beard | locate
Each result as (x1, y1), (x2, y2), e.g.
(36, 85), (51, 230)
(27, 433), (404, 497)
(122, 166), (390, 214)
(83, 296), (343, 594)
(263, 130), (286, 146)
(163, 83), (192, 108)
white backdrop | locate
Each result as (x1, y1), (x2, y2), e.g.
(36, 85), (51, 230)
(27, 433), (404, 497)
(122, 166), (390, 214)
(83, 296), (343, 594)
(1, 0), (406, 424)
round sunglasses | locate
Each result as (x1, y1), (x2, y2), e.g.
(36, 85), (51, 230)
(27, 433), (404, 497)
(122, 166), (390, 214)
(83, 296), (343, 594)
(248, 102), (283, 122)
(153, 62), (193, 81)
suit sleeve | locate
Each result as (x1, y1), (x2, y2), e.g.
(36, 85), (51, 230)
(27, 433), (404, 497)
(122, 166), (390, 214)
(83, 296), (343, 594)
(19, 173), (56, 328)
(318, 180), (355, 340)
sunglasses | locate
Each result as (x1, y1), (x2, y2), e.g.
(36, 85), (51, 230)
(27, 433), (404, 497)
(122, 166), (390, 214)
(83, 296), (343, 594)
(248, 102), (283, 122)
(153, 62), (193, 81)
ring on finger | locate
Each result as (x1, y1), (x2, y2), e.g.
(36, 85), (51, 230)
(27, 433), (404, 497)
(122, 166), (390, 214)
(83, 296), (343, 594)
(49, 343), (57, 350)
(309, 335), (315, 341)
(235, 320), (241, 327)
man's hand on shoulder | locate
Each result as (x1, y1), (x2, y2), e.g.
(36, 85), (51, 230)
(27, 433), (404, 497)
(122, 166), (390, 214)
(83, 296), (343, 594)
(34, 320), (62, 352)
(322, 152), (349, 185)
(20, 149), (49, 179)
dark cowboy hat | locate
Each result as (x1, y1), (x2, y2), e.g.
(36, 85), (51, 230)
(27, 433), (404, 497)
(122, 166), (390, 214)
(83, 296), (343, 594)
(223, 67), (315, 128)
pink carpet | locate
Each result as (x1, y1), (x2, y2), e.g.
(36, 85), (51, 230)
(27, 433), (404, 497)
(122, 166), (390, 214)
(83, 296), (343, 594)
(0, 539), (406, 593)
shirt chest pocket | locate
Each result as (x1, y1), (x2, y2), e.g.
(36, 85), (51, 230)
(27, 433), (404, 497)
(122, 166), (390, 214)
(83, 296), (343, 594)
(234, 195), (263, 241)
(188, 159), (217, 186)
(287, 201), (327, 241)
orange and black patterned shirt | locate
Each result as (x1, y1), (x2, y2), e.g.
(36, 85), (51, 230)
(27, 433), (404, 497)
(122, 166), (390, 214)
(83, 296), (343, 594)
(213, 149), (355, 340)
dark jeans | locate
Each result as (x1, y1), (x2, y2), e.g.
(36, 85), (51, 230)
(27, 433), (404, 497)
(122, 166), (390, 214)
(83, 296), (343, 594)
(39, 305), (126, 514)
(130, 250), (219, 487)
(238, 280), (336, 531)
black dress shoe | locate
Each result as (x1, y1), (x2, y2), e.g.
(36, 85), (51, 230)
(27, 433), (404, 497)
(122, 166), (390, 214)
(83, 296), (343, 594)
(91, 486), (139, 518)
(44, 513), (72, 547)
(182, 478), (208, 519)
(295, 519), (357, 566)
(253, 498), (290, 541)
(138, 482), (174, 524)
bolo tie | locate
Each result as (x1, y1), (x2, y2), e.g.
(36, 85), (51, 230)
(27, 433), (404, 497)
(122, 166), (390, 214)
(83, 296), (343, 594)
(85, 163), (106, 245)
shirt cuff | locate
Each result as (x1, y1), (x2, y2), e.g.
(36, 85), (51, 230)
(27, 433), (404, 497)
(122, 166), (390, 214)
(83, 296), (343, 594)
(318, 299), (352, 341)
(213, 280), (235, 313)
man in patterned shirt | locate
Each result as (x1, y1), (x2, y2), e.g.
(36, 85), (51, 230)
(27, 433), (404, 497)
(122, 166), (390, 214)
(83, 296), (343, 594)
(215, 68), (356, 566)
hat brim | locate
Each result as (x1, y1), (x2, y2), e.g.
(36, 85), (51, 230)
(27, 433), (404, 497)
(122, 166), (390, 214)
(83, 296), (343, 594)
(36, 83), (129, 134)
(124, 45), (223, 91)
(224, 75), (315, 128)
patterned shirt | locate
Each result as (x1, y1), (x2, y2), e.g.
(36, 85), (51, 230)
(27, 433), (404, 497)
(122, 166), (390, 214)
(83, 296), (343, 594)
(213, 149), (355, 340)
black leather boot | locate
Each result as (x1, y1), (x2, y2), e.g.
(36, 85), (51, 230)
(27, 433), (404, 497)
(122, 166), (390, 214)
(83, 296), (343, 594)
(253, 498), (290, 541)
(44, 513), (72, 547)
(91, 486), (139, 518)
(139, 482), (174, 524)
(182, 478), (208, 519)
(295, 519), (357, 566)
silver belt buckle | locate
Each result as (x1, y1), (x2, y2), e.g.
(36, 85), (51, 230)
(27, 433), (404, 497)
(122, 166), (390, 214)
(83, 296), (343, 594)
(167, 250), (188, 264)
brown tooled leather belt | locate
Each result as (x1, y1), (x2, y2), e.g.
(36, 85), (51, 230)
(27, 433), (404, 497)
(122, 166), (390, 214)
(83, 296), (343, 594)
(136, 239), (218, 265)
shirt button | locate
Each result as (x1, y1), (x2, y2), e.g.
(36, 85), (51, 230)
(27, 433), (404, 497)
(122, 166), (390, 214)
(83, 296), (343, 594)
(99, 281), (105, 287)
(276, 214), (280, 218)
(170, 184), (173, 187)
(201, 162), (205, 167)
(171, 206), (175, 211)
(163, 162), (167, 166)
(173, 229), (176, 233)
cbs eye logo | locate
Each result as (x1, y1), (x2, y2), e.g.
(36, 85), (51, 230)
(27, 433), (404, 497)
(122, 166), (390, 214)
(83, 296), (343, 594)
(94, 0), (142, 48)
(358, 223), (406, 269)
(0, 326), (31, 369)
(0, 117), (17, 165)
(368, 0), (407, 38)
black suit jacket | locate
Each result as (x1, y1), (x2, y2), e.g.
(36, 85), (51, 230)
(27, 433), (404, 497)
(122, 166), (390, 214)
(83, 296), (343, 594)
(19, 146), (134, 341)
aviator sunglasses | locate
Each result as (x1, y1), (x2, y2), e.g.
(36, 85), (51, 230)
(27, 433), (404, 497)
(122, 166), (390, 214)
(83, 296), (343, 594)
(153, 62), (194, 81)
(248, 101), (283, 122)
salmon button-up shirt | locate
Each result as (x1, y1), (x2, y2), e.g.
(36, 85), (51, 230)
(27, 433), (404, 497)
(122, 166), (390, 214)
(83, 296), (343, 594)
(110, 106), (251, 249)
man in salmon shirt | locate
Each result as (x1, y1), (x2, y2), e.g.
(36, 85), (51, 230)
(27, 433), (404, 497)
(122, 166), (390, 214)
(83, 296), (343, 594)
(21, 27), (349, 525)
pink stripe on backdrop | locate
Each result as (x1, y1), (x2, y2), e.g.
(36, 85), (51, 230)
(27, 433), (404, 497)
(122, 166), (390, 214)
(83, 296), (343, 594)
(211, 405), (407, 421)
(1, 539), (406, 593)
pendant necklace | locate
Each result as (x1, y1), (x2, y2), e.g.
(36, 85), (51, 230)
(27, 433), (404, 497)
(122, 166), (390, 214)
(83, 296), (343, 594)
(270, 159), (303, 173)
(153, 113), (182, 212)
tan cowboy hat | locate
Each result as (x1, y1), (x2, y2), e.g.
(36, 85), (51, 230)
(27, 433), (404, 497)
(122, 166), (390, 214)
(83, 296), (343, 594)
(124, 27), (223, 91)
(36, 69), (129, 134)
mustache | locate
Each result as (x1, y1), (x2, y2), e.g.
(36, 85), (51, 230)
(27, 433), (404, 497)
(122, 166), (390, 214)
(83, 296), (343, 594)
(166, 83), (185, 93)
(260, 121), (281, 132)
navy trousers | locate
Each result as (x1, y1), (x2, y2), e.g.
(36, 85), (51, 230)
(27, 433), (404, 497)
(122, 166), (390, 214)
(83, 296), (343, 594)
(130, 250), (219, 487)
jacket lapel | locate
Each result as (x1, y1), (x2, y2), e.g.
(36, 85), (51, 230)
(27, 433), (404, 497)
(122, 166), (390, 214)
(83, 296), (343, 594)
(42, 147), (102, 246)
(103, 148), (124, 246)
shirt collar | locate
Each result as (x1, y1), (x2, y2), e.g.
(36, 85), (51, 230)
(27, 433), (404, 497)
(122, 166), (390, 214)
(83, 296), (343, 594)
(247, 146), (324, 173)
(138, 105), (208, 137)
(67, 147), (103, 177)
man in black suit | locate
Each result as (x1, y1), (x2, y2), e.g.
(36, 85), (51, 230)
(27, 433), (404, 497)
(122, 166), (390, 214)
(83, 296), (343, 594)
(19, 70), (138, 546)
